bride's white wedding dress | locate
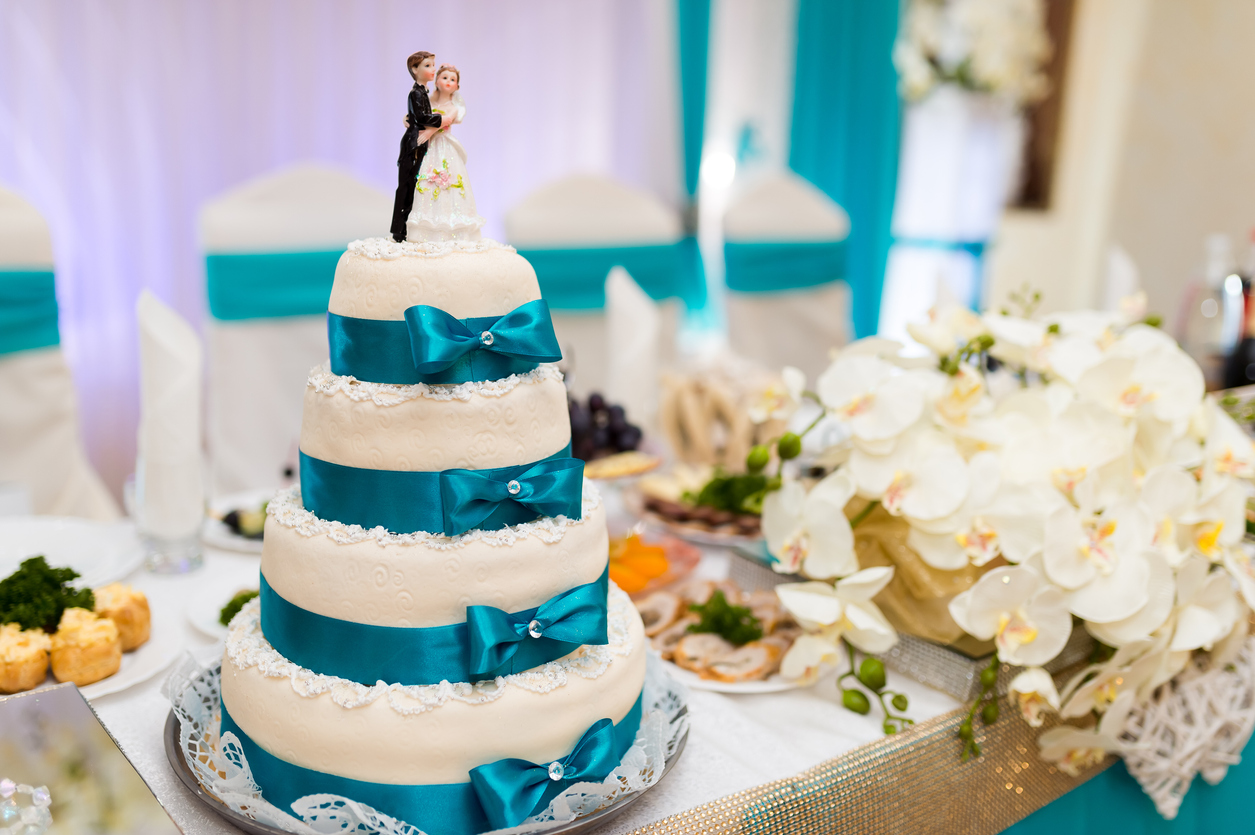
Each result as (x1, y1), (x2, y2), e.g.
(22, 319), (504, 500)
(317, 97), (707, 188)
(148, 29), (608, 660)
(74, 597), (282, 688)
(406, 90), (486, 243)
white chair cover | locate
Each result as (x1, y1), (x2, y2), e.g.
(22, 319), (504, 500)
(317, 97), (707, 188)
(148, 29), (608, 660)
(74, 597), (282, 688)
(201, 165), (390, 494)
(0, 186), (118, 519)
(504, 175), (680, 398)
(722, 171), (852, 382)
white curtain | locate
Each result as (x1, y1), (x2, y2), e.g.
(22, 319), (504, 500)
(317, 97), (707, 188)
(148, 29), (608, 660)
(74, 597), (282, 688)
(0, 0), (681, 494)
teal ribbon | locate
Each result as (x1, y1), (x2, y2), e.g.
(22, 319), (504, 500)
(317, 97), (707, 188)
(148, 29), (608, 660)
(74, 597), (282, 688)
(0, 270), (59, 355)
(470, 697), (641, 829)
(298, 444), (583, 536)
(328, 299), (561, 385)
(219, 693), (642, 835)
(723, 240), (847, 294)
(466, 568), (609, 679)
(514, 238), (706, 311)
(206, 250), (343, 320)
(260, 567), (608, 686)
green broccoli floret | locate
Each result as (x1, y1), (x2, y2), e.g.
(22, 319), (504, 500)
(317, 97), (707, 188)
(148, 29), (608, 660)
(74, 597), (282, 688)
(686, 589), (763, 646)
(0, 556), (95, 632)
(219, 589), (260, 627)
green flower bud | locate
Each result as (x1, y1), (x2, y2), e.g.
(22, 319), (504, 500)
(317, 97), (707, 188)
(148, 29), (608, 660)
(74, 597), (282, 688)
(958, 721), (973, 741)
(842, 689), (871, 715)
(982, 701), (1000, 725)
(746, 444), (770, 473)
(975, 334), (995, 351)
(857, 657), (886, 692)
(883, 721), (897, 735)
(777, 433), (802, 460)
(892, 693), (909, 712)
(979, 667), (998, 689)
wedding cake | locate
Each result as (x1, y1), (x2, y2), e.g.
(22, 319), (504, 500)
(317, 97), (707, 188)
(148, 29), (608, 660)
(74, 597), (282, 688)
(217, 60), (646, 833)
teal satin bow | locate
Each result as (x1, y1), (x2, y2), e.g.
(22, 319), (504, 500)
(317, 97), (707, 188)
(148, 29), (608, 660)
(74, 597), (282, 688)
(439, 457), (584, 537)
(466, 571), (609, 679)
(327, 299), (562, 385)
(469, 717), (621, 829)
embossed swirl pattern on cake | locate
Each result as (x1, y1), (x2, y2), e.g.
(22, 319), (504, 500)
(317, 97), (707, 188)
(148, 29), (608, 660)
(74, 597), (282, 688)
(224, 587), (635, 716)
(265, 482), (601, 549)
(301, 365), (569, 473)
(262, 494), (608, 628)
(329, 243), (540, 321)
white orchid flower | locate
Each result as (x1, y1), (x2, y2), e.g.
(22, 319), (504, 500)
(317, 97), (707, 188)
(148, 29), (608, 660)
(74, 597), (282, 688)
(1223, 545), (1255, 610)
(849, 430), (970, 523)
(1084, 550), (1175, 647)
(1041, 478), (1153, 623)
(747, 366), (806, 424)
(1138, 465), (1195, 567)
(1179, 476), (1245, 563)
(1202, 401), (1255, 480)
(778, 633), (843, 686)
(776, 566), (899, 655)
(1169, 556), (1241, 652)
(1060, 637), (1162, 717)
(907, 303), (988, 357)
(761, 471), (858, 579)
(816, 355), (925, 445)
(982, 313), (1048, 371)
(948, 566), (1072, 666)
(1038, 689), (1135, 777)
(1008, 667), (1060, 728)
(1075, 343), (1204, 427)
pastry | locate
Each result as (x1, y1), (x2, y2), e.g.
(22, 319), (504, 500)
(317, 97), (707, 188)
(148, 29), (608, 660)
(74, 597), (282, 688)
(93, 582), (151, 651)
(50, 607), (121, 686)
(0, 623), (51, 694)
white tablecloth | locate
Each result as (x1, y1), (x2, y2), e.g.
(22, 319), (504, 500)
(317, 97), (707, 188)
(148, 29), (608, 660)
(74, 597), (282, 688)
(79, 530), (959, 834)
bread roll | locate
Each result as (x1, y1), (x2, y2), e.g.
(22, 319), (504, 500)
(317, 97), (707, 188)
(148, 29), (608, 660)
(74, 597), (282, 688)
(50, 608), (121, 686)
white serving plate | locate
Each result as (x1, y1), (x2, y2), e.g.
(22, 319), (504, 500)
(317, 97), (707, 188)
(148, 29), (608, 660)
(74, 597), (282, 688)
(202, 489), (276, 554)
(661, 658), (803, 694)
(0, 516), (143, 588)
(78, 600), (184, 700)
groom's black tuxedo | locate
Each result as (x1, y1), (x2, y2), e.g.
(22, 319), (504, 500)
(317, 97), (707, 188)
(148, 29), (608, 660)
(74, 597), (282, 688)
(390, 82), (444, 242)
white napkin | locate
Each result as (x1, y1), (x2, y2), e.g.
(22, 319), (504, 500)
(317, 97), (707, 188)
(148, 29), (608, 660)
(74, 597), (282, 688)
(136, 290), (204, 539)
(604, 267), (661, 433)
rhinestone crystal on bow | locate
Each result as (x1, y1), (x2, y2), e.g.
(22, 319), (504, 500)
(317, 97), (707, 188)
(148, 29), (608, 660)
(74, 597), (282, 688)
(507, 480), (521, 495)
(527, 619), (544, 639)
(480, 331), (494, 346)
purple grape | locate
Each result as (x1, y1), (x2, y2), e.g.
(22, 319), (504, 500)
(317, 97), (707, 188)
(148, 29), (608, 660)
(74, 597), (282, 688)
(588, 392), (607, 413)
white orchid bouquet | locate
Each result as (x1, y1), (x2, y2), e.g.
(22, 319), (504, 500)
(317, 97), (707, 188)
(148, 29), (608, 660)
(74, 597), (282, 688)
(757, 292), (1255, 770)
(894, 0), (1053, 106)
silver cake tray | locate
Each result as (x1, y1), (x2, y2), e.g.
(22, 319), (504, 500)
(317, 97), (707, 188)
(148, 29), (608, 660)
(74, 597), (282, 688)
(164, 704), (688, 835)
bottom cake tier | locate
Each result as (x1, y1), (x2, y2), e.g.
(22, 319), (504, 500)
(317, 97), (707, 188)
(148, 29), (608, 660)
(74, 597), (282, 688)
(219, 587), (647, 835)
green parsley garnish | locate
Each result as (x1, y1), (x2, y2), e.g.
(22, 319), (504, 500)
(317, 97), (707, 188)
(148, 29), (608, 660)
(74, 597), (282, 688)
(0, 556), (95, 632)
(219, 589), (260, 627)
(686, 590), (763, 646)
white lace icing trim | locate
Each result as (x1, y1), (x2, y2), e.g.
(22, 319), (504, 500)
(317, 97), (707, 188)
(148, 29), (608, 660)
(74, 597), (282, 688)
(266, 480), (600, 549)
(307, 363), (563, 406)
(346, 236), (512, 260)
(222, 587), (635, 716)
(165, 650), (688, 835)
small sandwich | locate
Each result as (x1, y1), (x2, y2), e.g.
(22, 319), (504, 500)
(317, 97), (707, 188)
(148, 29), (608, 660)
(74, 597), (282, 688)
(0, 623), (52, 694)
(94, 582), (151, 651)
(50, 608), (121, 686)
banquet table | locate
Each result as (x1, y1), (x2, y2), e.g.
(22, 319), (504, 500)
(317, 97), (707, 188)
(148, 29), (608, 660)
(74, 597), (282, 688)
(31, 512), (1255, 834)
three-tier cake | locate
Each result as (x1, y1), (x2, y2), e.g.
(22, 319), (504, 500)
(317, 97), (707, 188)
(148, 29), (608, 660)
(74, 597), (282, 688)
(218, 234), (646, 833)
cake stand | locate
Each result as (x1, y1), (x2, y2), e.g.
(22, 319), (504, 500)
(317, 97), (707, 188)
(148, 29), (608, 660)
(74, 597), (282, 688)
(164, 703), (688, 835)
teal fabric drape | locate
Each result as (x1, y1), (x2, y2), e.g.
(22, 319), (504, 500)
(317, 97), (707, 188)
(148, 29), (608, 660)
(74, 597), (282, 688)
(1007, 755), (1255, 833)
(0, 270), (59, 355)
(789, 0), (901, 338)
(515, 240), (705, 311)
(205, 250), (344, 321)
(677, 0), (711, 200)
(723, 241), (847, 294)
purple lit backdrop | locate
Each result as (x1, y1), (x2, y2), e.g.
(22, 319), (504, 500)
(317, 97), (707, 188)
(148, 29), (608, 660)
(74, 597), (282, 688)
(0, 0), (682, 496)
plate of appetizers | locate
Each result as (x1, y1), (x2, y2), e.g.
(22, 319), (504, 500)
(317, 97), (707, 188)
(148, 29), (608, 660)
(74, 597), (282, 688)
(203, 489), (274, 554)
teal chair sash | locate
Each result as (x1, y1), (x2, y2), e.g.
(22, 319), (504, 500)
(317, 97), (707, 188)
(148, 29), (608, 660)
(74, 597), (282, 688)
(514, 238), (705, 311)
(0, 270), (59, 355)
(206, 250), (344, 320)
(723, 240), (846, 294)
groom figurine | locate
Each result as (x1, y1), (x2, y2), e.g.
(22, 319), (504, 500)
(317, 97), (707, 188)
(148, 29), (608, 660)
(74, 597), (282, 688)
(390, 51), (450, 242)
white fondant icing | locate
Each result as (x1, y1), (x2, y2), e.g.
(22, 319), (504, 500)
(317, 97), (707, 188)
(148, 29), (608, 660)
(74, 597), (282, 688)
(307, 363), (564, 406)
(328, 245), (540, 321)
(262, 492), (608, 628)
(220, 589), (646, 784)
(300, 366), (570, 472)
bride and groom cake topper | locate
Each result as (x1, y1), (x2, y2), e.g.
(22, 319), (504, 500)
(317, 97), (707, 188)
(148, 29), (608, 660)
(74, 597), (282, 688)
(390, 50), (484, 244)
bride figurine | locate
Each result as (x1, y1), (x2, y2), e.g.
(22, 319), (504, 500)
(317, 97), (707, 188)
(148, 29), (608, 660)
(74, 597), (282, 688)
(406, 64), (486, 243)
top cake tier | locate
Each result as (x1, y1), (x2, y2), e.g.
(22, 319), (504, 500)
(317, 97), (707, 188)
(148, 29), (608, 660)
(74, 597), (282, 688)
(329, 239), (539, 321)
